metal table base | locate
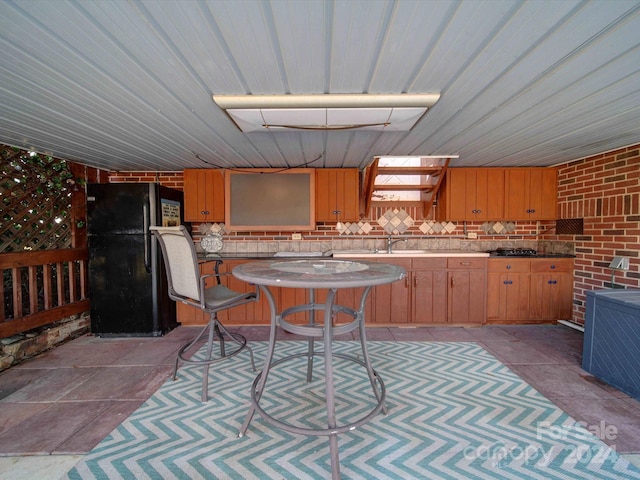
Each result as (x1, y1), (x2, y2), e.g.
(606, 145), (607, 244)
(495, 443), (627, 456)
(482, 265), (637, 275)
(238, 286), (386, 480)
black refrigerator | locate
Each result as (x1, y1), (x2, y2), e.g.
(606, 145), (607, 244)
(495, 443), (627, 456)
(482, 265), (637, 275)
(87, 183), (183, 336)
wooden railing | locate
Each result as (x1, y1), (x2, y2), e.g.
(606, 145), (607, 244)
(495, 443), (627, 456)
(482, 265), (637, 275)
(0, 248), (89, 338)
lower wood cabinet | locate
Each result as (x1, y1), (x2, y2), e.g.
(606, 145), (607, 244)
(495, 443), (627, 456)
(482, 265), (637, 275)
(487, 258), (573, 323)
(446, 258), (487, 324)
(176, 259), (270, 326)
(487, 259), (531, 323)
(529, 259), (574, 321)
(366, 257), (486, 325)
(176, 256), (490, 326)
(368, 258), (412, 324)
(412, 259), (447, 324)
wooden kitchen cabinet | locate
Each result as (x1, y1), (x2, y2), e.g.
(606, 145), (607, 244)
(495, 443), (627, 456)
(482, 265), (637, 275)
(183, 169), (225, 222)
(368, 257), (484, 325)
(176, 259), (270, 325)
(529, 259), (573, 321)
(486, 257), (573, 323)
(412, 258), (447, 323)
(179, 255), (492, 327)
(441, 168), (505, 220)
(368, 258), (412, 324)
(504, 168), (557, 220)
(446, 258), (487, 324)
(487, 259), (531, 323)
(315, 168), (360, 222)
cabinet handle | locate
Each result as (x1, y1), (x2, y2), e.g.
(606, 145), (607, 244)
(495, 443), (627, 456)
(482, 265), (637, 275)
(406, 277), (411, 288)
(548, 279), (558, 285)
(506, 264), (511, 269)
(201, 210), (210, 215)
(504, 280), (513, 285)
(450, 277), (455, 288)
(550, 264), (556, 269)
(413, 276), (418, 287)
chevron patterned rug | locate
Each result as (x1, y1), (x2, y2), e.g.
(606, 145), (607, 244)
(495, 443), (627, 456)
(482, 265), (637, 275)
(66, 341), (640, 479)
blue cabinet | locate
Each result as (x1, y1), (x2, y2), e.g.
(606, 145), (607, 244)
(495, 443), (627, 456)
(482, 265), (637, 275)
(583, 289), (640, 400)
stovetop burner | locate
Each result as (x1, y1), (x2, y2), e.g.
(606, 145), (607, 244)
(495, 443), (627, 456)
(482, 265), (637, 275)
(493, 248), (538, 257)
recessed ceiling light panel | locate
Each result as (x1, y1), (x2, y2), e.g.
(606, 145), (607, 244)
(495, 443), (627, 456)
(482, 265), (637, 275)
(213, 94), (440, 132)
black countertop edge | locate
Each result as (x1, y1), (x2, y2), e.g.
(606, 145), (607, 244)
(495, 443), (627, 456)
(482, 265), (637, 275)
(488, 253), (576, 258)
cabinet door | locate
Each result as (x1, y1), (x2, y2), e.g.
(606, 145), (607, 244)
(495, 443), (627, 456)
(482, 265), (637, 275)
(529, 259), (573, 321)
(446, 168), (472, 220)
(477, 169), (505, 220)
(553, 272), (573, 320)
(412, 270), (447, 323)
(175, 259), (264, 326)
(487, 259), (530, 322)
(530, 272), (573, 321)
(504, 168), (529, 219)
(217, 260), (270, 325)
(487, 273), (530, 322)
(369, 258), (411, 324)
(315, 169), (360, 222)
(183, 169), (225, 222)
(372, 276), (411, 324)
(445, 168), (504, 220)
(447, 258), (486, 324)
(504, 168), (557, 220)
(528, 168), (557, 220)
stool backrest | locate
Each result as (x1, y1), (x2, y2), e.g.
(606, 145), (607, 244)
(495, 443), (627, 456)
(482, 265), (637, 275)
(150, 225), (200, 302)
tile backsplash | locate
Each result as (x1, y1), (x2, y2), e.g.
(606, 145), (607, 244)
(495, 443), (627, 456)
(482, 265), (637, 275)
(193, 207), (572, 255)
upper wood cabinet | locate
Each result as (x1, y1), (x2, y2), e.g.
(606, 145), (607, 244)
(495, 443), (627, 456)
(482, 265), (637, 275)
(183, 169), (225, 222)
(441, 168), (505, 220)
(315, 169), (360, 222)
(439, 167), (557, 221)
(504, 168), (557, 220)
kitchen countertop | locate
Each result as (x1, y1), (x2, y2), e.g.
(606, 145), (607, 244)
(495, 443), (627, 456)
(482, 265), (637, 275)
(197, 251), (575, 261)
(331, 250), (490, 258)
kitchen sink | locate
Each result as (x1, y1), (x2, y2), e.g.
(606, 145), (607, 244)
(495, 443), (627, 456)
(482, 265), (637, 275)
(332, 249), (432, 258)
(384, 249), (431, 254)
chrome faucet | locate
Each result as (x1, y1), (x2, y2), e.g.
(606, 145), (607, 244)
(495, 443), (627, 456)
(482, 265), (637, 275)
(386, 235), (407, 254)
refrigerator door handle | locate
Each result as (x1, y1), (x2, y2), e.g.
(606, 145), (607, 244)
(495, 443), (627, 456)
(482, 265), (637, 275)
(143, 200), (152, 273)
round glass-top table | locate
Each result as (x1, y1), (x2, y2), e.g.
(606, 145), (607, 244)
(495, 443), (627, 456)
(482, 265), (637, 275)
(234, 259), (406, 480)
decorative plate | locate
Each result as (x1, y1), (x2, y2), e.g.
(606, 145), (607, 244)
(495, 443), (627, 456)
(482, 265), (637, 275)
(200, 233), (223, 253)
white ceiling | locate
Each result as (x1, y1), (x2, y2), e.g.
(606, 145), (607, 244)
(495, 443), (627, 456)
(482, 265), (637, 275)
(1, 0), (639, 172)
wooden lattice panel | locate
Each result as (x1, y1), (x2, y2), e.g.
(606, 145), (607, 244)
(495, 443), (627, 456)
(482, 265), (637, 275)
(1, 146), (74, 253)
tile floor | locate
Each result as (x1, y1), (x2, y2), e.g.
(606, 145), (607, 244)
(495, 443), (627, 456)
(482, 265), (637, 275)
(0, 324), (639, 479)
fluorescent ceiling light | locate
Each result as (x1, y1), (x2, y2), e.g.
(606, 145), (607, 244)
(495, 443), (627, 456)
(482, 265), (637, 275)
(212, 94), (440, 132)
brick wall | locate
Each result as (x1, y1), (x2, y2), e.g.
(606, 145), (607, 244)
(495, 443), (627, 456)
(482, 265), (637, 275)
(108, 171), (184, 190)
(552, 144), (640, 324)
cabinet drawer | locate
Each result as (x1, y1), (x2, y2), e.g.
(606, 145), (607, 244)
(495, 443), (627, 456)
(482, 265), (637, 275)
(530, 259), (573, 273)
(447, 258), (487, 270)
(412, 258), (447, 270)
(488, 258), (530, 273)
(372, 257), (412, 270)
